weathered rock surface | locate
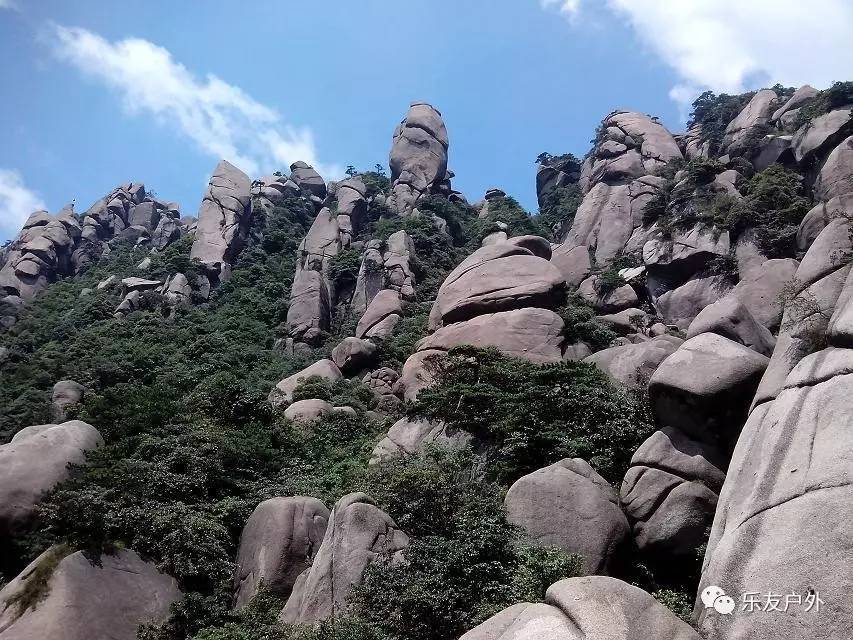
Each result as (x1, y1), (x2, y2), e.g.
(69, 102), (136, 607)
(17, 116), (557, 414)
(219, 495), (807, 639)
(649, 333), (769, 446)
(189, 160), (252, 284)
(620, 428), (725, 569)
(398, 349), (443, 402)
(0, 548), (180, 640)
(370, 417), (471, 465)
(771, 84), (818, 122)
(388, 103), (449, 214)
(289, 161), (327, 199)
(505, 459), (629, 574)
(550, 243), (592, 288)
(721, 89), (777, 154)
(417, 308), (565, 363)
(355, 289), (402, 339)
(698, 253), (853, 638)
(280, 493), (409, 624)
(269, 360), (342, 407)
(730, 257), (799, 331)
(687, 296), (776, 356)
(331, 337), (377, 373)
(0, 421), (102, 539)
(656, 275), (732, 330)
(429, 244), (565, 328)
(284, 399), (334, 424)
(460, 576), (700, 640)
(233, 497), (329, 608)
(792, 108), (853, 163)
(585, 336), (682, 390)
(577, 276), (639, 313)
(49, 380), (85, 422)
(815, 135), (853, 201)
(285, 269), (331, 346)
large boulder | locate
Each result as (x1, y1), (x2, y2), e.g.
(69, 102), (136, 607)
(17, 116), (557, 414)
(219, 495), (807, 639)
(189, 160), (252, 283)
(460, 576), (700, 640)
(289, 161), (326, 199)
(698, 337), (853, 638)
(730, 258), (799, 331)
(388, 102), (449, 214)
(398, 349), (443, 402)
(280, 493), (409, 624)
(504, 459), (629, 575)
(49, 380), (85, 422)
(643, 224), (730, 283)
(284, 399), (334, 424)
(550, 243), (591, 288)
(814, 135), (853, 201)
(268, 360), (342, 408)
(649, 333), (769, 447)
(792, 107), (853, 163)
(721, 89), (777, 154)
(232, 497), (329, 608)
(687, 296), (776, 356)
(620, 428), (725, 570)
(429, 244), (565, 328)
(331, 337), (377, 373)
(771, 84), (818, 122)
(656, 275), (732, 331)
(0, 421), (103, 540)
(577, 275), (639, 313)
(0, 548), (180, 640)
(285, 270), (331, 346)
(584, 336), (682, 390)
(355, 289), (402, 340)
(416, 308), (565, 363)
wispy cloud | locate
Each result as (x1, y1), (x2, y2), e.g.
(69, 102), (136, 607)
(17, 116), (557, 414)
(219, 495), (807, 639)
(542, 0), (853, 118)
(50, 25), (341, 179)
(0, 0), (19, 10)
(0, 169), (47, 242)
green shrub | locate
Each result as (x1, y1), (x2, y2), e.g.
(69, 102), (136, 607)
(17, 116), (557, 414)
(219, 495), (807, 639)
(412, 347), (654, 484)
(537, 184), (582, 241)
(688, 91), (756, 155)
(557, 298), (617, 351)
(328, 249), (362, 289)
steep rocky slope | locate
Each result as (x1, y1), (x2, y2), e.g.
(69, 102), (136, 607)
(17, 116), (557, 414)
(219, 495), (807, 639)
(1, 83), (852, 640)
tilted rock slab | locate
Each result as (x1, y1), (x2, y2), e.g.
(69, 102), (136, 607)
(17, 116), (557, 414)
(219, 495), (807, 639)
(584, 335), (682, 390)
(189, 160), (252, 284)
(505, 458), (630, 575)
(460, 576), (700, 640)
(369, 416), (471, 465)
(0, 548), (180, 640)
(280, 492), (408, 624)
(233, 496), (329, 608)
(268, 359), (342, 408)
(0, 421), (102, 540)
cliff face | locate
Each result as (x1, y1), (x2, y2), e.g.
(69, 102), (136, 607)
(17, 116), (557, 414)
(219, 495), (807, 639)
(1, 83), (853, 640)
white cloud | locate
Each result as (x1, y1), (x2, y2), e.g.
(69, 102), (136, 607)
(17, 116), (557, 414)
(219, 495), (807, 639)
(50, 25), (340, 179)
(541, 0), (582, 18)
(0, 0), (18, 10)
(0, 169), (47, 242)
(543, 0), (853, 117)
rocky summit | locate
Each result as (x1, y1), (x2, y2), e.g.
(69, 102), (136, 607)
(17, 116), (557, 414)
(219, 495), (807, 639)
(2, 81), (853, 640)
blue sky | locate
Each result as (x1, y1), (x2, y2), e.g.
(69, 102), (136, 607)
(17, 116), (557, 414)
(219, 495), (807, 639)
(2, 0), (852, 241)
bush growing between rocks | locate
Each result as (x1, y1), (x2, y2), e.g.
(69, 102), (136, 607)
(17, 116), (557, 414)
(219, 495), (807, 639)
(557, 297), (618, 351)
(328, 249), (363, 290)
(537, 184), (583, 241)
(412, 347), (654, 484)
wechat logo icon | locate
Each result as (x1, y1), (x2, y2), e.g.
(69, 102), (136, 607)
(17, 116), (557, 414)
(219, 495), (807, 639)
(702, 585), (736, 615)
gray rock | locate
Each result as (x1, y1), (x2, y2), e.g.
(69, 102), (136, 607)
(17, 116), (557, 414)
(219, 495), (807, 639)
(128, 201), (159, 230)
(284, 399), (334, 424)
(771, 84), (818, 121)
(460, 576), (700, 640)
(331, 337), (377, 373)
(398, 349), (443, 402)
(369, 417), (471, 465)
(429, 244), (565, 328)
(585, 336), (682, 390)
(233, 497), (329, 608)
(163, 273), (192, 306)
(388, 103), (449, 214)
(289, 161), (326, 199)
(731, 258), (799, 331)
(189, 160), (252, 283)
(505, 235), (552, 259)
(656, 275), (732, 331)
(643, 224), (730, 282)
(595, 308), (649, 335)
(280, 493), (408, 624)
(620, 427), (725, 569)
(356, 289), (402, 339)
(721, 89), (777, 154)
(269, 360), (342, 407)
(792, 108), (853, 163)
(285, 269), (331, 345)
(0, 421), (102, 539)
(505, 459), (629, 574)
(649, 333), (769, 446)
(815, 135), (853, 201)
(416, 308), (565, 363)
(550, 243), (592, 288)
(687, 296), (776, 356)
(0, 548), (180, 640)
(577, 275), (639, 314)
(151, 215), (181, 250)
(49, 380), (85, 422)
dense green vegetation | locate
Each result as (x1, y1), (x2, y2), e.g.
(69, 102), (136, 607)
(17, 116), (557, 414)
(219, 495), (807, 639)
(795, 81), (853, 127)
(411, 346), (655, 485)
